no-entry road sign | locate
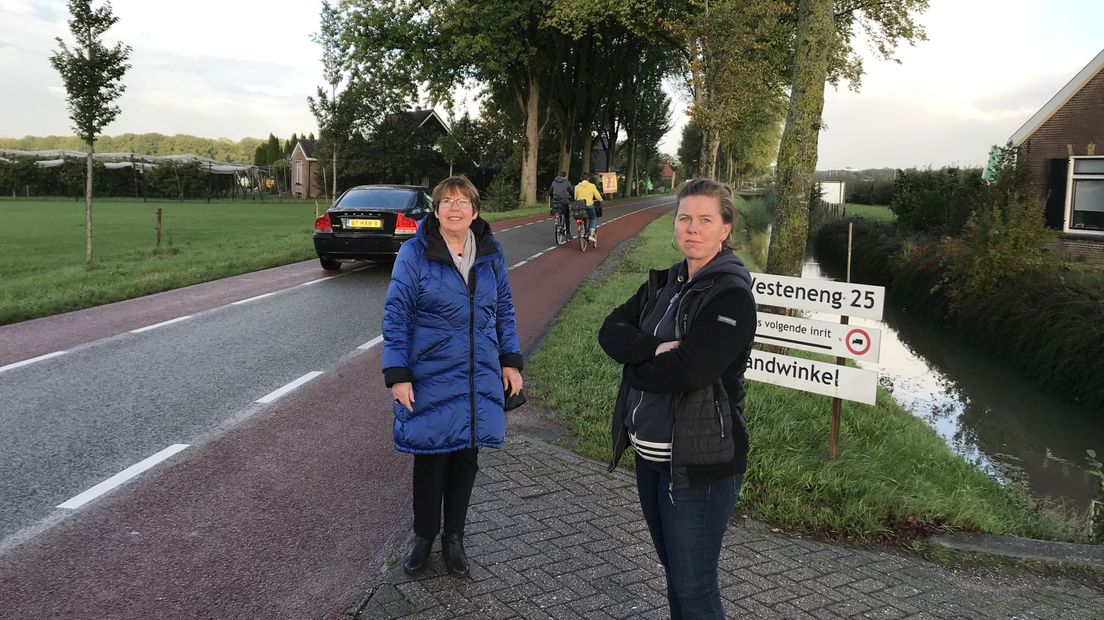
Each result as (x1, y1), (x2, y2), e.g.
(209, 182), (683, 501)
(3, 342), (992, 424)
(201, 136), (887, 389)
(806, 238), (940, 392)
(755, 313), (881, 363)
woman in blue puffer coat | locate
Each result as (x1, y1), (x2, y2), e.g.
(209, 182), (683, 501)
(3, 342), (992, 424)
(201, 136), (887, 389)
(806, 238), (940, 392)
(382, 175), (523, 578)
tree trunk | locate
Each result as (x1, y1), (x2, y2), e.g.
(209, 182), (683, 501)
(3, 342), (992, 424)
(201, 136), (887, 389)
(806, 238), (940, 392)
(85, 140), (93, 264)
(558, 133), (571, 178)
(518, 76), (541, 205)
(698, 130), (720, 179)
(581, 133), (594, 177)
(766, 0), (834, 278)
(332, 149), (337, 199)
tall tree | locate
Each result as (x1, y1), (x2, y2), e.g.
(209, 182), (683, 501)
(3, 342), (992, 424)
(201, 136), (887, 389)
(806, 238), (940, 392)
(49, 0), (131, 263)
(344, 0), (565, 204)
(309, 1), (347, 199)
(767, 0), (928, 277)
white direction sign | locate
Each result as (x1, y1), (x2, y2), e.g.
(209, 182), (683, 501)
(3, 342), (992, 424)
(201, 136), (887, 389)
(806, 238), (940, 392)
(746, 350), (879, 405)
(750, 272), (886, 320)
(755, 313), (882, 363)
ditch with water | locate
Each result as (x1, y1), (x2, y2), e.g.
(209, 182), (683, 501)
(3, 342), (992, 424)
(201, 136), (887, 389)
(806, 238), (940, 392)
(801, 257), (1104, 513)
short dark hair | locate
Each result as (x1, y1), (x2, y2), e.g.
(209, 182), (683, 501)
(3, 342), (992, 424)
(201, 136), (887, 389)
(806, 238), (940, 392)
(432, 175), (480, 213)
(560, 171), (567, 177)
(675, 178), (737, 250)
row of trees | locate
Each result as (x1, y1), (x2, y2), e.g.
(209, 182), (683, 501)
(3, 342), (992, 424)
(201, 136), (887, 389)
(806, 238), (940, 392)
(0, 158), (255, 201)
(252, 132), (316, 166)
(1, 133), (265, 164)
(308, 0), (929, 277)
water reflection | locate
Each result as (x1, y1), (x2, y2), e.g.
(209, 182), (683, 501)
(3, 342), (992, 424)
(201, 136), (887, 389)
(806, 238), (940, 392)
(801, 259), (1104, 509)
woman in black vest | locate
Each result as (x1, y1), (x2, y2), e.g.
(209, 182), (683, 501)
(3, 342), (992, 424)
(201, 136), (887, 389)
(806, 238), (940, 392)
(599, 178), (756, 619)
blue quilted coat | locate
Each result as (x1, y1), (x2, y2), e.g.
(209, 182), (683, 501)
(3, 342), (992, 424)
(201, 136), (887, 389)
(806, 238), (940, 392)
(381, 216), (523, 454)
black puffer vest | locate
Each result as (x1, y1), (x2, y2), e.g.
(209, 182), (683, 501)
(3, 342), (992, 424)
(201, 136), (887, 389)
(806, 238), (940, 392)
(608, 252), (754, 488)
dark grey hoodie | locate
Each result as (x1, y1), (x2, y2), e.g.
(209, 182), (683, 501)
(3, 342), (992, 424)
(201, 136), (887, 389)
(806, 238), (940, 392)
(549, 175), (573, 203)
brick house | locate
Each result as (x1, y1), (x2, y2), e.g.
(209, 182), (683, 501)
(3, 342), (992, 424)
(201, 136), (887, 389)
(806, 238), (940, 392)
(1011, 48), (1104, 260)
(289, 139), (320, 199)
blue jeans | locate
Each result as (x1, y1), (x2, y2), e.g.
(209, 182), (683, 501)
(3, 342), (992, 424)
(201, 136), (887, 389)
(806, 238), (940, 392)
(635, 458), (742, 620)
(586, 205), (598, 232)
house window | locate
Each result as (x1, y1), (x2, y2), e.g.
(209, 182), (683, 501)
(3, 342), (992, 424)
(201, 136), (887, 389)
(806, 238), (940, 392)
(1066, 156), (1104, 233)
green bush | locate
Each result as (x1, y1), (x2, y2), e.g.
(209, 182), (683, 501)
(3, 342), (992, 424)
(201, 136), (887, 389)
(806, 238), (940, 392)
(939, 150), (1054, 313)
(813, 219), (1104, 413)
(891, 167), (984, 235)
(846, 178), (895, 205)
(480, 174), (521, 212)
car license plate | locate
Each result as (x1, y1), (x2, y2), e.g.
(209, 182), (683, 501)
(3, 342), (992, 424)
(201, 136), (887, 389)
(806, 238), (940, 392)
(347, 218), (382, 229)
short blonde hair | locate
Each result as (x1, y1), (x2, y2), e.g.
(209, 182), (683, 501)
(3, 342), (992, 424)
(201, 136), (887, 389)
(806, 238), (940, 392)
(432, 175), (480, 213)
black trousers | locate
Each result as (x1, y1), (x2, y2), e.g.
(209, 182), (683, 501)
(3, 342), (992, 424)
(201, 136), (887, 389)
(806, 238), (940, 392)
(412, 447), (479, 539)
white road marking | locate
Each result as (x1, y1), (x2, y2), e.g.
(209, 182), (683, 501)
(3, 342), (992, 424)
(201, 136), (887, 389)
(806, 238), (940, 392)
(0, 351), (68, 374)
(358, 335), (384, 350)
(231, 292), (278, 305)
(129, 316), (194, 334)
(530, 252), (545, 259)
(256, 371), (324, 404)
(509, 261), (528, 270)
(543, 246), (558, 252)
(298, 278), (328, 287)
(57, 444), (190, 510)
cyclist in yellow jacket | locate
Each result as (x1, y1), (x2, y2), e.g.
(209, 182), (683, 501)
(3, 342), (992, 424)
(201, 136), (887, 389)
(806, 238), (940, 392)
(574, 175), (604, 243)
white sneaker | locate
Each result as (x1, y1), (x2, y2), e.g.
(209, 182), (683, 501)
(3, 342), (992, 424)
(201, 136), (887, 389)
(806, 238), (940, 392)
(588, 230), (597, 243)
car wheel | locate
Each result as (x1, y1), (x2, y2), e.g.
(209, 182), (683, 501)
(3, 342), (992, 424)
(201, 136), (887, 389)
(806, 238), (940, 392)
(319, 257), (342, 271)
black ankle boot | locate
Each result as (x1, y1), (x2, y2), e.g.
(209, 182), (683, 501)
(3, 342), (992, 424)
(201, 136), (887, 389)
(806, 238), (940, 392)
(402, 535), (434, 574)
(441, 532), (469, 577)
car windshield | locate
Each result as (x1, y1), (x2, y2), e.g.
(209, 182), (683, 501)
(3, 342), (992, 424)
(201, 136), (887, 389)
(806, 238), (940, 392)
(336, 188), (417, 210)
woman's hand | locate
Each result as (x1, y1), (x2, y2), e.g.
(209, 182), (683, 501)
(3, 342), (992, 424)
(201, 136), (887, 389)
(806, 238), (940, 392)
(391, 382), (415, 412)
(502, 367), (523, 396)
(655, 341), (680, 356)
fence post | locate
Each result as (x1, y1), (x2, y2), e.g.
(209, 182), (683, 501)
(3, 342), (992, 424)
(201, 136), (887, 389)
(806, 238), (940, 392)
(156, 208), (162, 250)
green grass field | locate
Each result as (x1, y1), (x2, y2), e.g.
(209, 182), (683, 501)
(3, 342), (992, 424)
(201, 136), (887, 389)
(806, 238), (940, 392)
(844, 203), (896, 222)
(526, 212), (1080, 542)
(0, 197), (543, 326)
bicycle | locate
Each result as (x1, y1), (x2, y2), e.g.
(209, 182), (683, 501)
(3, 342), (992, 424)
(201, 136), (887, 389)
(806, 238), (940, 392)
(570, 201), (596, 252)
(551, 198), (571, 245)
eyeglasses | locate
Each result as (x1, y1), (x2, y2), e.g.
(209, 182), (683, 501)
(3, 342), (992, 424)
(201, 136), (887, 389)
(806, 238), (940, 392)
(440, 198), (472, 209)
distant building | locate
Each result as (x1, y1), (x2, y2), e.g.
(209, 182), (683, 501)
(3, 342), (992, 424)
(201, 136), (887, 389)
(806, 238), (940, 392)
(661, 163), (676, 188)
(1010, 47), (1104, 260)
(289, 139), (320, 199)
(589, 137), (621, 176)
(819, 181), (846, 205)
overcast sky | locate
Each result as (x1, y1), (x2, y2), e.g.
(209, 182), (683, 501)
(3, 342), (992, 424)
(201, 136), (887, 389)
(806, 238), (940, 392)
(1, 0), (1101, 170)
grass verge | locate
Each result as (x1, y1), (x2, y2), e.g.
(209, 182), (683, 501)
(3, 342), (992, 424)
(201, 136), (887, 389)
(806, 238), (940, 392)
(844, 203), (896, 222)
(0, 197), (553, 325)
(527, 212), (1081, 542)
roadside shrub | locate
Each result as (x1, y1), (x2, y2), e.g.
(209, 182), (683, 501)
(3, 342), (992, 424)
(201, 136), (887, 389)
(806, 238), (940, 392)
(891, 167), (983, 236)
(737, 194), (773, 233)
(939, 149), (1054, 313)
(813, 217), (1104, 412)
(480, 174), (520, 212)
(846, 178), (895, 205)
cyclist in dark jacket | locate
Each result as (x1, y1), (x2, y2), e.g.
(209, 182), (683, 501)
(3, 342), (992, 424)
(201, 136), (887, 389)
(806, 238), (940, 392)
(548, 172), (575, 239)
(599, 178), (756, 620)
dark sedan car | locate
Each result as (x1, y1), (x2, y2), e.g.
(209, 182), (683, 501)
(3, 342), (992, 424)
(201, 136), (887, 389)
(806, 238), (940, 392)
(313, 185), (432, 270)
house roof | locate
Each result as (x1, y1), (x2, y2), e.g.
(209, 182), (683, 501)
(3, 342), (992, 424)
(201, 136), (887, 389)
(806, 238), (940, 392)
(384, 108), (451, 134)
(291, 139), (317, 161)
(1010, 47), (1104, 147)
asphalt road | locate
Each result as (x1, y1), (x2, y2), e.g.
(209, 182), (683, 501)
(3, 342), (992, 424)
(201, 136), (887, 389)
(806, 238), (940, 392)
(0, 195), (674, 618)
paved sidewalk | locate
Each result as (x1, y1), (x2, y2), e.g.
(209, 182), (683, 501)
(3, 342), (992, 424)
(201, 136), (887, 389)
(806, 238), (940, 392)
(354, 437), (1104, 619)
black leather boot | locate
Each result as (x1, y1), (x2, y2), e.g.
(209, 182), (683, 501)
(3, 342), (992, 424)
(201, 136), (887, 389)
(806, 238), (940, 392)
(441, 532), (469, 577)
(402, 535), (434, 574)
